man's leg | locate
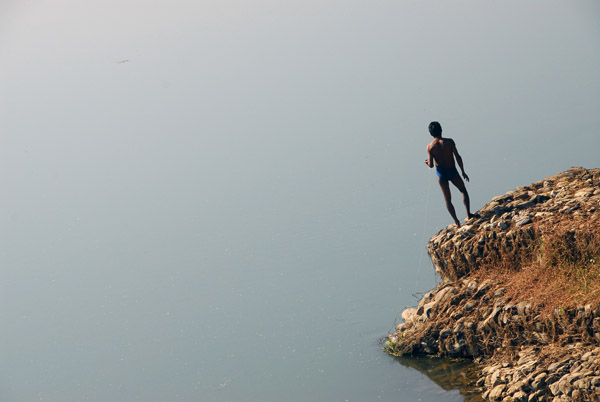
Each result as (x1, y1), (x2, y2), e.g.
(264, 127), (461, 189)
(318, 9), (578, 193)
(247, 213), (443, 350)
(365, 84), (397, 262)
(438, 179), (460, 226)
(450, 175), (475, 218)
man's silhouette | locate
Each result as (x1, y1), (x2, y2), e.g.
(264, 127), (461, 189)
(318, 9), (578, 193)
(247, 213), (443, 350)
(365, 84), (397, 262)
(424, 121), (477, 227)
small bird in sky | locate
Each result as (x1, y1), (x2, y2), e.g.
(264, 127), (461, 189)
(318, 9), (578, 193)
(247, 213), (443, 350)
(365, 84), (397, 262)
(116, 59), (129, 64)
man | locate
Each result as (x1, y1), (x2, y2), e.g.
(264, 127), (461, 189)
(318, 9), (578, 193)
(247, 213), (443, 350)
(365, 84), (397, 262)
(424, 121), (477, 227)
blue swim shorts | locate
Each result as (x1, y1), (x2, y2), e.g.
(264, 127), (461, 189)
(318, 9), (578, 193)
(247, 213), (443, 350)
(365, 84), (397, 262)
(436, 167), (459, 182)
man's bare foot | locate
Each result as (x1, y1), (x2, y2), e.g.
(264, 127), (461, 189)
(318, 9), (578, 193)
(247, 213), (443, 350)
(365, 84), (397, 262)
(467, 213), (480, 219)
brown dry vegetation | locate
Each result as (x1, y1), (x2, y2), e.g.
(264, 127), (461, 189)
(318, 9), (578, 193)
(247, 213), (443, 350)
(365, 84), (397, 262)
(474, 214), (600, 315)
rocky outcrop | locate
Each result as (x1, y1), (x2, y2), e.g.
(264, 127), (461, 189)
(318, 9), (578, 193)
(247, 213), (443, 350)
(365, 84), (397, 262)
(386, 167), (600, 401)
(428, 167), (599, 283)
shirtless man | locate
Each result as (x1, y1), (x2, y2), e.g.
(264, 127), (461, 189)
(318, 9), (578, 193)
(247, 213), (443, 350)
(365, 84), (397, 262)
(424, 121), (477, 227)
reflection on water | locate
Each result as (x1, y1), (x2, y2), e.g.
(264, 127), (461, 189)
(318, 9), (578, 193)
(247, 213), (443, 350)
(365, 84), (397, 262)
(394, 356), (483, 402)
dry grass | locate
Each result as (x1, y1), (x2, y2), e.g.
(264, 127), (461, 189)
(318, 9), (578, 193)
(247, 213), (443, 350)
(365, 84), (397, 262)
(477, 214), (600, 315)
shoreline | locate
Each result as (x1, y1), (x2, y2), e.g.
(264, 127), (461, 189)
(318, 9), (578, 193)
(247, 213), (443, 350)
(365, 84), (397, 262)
(385, 167), (600, 401)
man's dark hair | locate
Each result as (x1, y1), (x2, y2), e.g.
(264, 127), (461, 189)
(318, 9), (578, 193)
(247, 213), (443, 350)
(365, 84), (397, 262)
(429, 121), (442, 138)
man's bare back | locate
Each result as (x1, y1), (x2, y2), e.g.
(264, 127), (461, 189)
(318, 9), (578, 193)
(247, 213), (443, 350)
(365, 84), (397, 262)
(427, 138), (457, 169)
(424, 122), (477, 227)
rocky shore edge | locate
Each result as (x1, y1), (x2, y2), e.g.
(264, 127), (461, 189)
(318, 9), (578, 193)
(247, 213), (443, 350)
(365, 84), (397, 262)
(385, 167), (600, 401)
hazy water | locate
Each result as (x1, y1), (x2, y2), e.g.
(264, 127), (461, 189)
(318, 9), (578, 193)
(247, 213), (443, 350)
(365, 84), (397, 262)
(1, 1), (599, 401)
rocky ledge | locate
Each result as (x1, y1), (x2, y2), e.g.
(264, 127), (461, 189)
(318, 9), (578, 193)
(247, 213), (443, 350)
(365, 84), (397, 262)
(386, 167), (600, 401)
(428, 167), (599, 283)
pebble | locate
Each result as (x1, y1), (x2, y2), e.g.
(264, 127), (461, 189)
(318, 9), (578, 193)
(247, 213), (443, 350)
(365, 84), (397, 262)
(515, 217), (532, 227)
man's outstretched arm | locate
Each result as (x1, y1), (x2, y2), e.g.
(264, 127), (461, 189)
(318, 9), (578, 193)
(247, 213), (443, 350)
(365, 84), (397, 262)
(452, 143), (470, 182)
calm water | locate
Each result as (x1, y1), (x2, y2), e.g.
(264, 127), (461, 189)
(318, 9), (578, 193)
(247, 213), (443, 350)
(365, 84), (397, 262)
(1, 1), (599, 401)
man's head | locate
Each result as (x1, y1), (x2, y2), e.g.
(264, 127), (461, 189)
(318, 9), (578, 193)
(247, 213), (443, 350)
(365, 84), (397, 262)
(429, 121), (442, 138)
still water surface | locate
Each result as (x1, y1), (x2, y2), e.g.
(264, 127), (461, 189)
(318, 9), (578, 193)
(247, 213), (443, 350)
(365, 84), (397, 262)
(0, 1), (599, 401)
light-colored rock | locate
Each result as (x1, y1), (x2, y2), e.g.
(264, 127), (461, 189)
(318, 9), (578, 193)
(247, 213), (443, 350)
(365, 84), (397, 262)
(528, 389), (545, 402)
(573, 377), (591, 389)
(464, 301), (476, 312)
(490, 369), (507, 387)
(558, 378), (573, 396)
(418, 301), (436, 319)
(489, 384), (507, 401)
(506, 380), (527, 395)
(512, 391), (527, 402)
(531, 372), (547, 390)
(433, 286), (456, 304)
(401, 308), (418, 323)
(575, 189), (593, 198)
